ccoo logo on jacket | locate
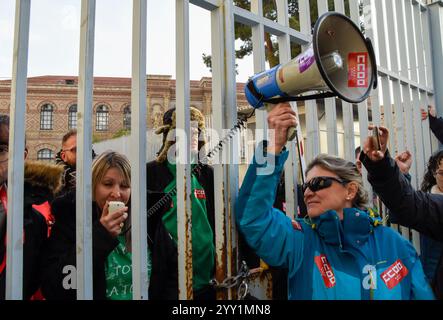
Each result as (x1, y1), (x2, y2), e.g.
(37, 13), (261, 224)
(315, 254), (336, 288)
(380, 259), (409, 289)
(194, 189), (206, 200)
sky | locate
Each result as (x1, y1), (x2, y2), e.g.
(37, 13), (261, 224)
(0, 0), (254, 82)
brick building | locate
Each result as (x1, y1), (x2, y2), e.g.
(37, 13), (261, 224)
(0, 75), (250, 161)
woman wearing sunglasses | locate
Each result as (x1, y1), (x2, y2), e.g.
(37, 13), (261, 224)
(236, 103), (434, 300)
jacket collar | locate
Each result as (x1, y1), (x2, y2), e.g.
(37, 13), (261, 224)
(431, 185), (443, 195)
(312, 208), (377, 250)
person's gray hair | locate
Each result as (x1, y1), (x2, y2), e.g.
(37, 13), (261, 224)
(306, 154), (369, 210)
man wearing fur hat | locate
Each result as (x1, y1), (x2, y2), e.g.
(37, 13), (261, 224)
(0, 114), (63, 299)
(146, 107), (216, 300)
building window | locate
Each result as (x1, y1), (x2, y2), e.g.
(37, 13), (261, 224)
(96, 105), (109, 131)
(68, 104), (77, 129)
(40, 104), (54, 130)
(123, 106), (131, 130)
(37, 148), (54, 161)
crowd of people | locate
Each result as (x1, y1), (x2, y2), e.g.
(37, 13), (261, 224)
(1, 102), (443, 300)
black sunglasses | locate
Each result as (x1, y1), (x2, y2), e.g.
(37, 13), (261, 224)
(302, 176), (348, 194)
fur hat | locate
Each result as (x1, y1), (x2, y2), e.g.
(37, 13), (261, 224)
(155, 107), (206, 163)
(24, 160), (64, 196)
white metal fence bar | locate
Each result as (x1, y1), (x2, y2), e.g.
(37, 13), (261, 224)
(130, 0), (148, 300)
(404, 1), (420, 188)
(397, 0), (417, 239)
(335, 0), (346, 13)
(428, 2), (443, 121)
(364, 0), (387, 228)
(412, 3), (427, 190)
(76, 0), (95, 300)
(318, 0), (329, 14)
(420, 8), (433, 159)
(385, 0), (406, 160)
(351, 0), (373, 207)
(320, 0), (339, 157)
(223, 0), (239, 299)
(422, 5), (434, 91)
(397, 1), (409, 79)
(374, 1), (395, 156)
(6, 0), (31, 300)
(276, 0), (298, 218)
(415, 6), (427, 87)
(411, 90), (424, 251)
(417, 5), (433, 162)
(335, 0), (356, 161)
(251, 0), (267, 140)
(412, 0), (430, 253)
(413, 90), (426, 186)
(210, 1), (229, 300)
(176, 0), (193, 300)
(363, 1), (382, 129)
(406, 0), (419, 83)
(301, 0), (319, 164)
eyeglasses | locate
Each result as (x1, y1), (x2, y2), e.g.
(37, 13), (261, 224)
(302, 176), (348, 194)
(63, 146), (77, 153)
(0, 144), (8, 162)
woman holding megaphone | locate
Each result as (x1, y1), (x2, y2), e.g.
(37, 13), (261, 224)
(235, 103), (434, 300)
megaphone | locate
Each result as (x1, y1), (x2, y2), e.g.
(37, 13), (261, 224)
(245, 12), (377, 110)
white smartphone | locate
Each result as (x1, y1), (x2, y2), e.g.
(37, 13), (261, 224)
(108, 201), (125, 215)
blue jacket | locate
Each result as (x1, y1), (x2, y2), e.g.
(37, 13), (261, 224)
(235, 150), (434, 300)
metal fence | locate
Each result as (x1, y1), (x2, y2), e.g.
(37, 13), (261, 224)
(4, 0), (438, 300)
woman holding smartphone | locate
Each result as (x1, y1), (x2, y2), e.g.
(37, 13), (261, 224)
(41, 150), (150, 300)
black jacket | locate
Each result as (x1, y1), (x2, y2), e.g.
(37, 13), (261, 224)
(40, 191), (119, 300)
(429, 114), (443, 144)
(0, 161), (63, 300)
(146, 160), (215, 300)
(361, 150), (443, 299)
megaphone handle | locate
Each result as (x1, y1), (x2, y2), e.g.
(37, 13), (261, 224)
(286, 127), (297, 141)
(265, 104), (297, 142)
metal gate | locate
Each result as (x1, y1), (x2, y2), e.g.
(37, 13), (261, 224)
(3, 0), (438, 300)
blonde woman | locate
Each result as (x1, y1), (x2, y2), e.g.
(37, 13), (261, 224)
(41, 151), (150, 300)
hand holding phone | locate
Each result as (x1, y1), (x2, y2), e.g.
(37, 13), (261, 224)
(100, 201), (128, 237)
(372, 126), (381, 151)
(108, 201), (125, 215)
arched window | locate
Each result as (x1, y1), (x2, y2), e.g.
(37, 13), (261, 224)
(40, 104), (54, 130)
(96, 105), (109, 131)
(37, 148), (54, 161)
(68, 104), (77, 129)
(123, 105), (131, 130)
